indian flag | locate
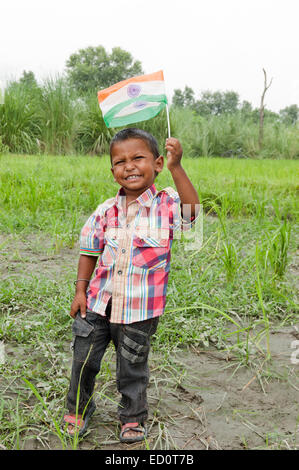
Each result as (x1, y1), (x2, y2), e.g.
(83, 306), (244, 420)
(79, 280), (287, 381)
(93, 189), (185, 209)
(98, 70), (167, 128)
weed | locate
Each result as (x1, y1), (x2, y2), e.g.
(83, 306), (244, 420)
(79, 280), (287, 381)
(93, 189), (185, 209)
(267, 220), (291, 278)
(219, 240), (239, 282)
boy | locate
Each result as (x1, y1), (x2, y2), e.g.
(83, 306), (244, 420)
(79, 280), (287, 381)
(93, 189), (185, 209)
(63, 128), (200, 442)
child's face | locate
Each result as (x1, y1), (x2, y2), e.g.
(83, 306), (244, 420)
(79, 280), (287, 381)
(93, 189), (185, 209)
(110, 138), (164, 198)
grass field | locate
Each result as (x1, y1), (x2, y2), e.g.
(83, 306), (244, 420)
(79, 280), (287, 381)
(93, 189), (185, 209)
(0, 153), (298, 450)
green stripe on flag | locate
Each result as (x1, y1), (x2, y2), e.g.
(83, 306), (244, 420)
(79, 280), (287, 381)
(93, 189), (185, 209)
(104, 102), (166, 128)
(103, 93), (167, 127)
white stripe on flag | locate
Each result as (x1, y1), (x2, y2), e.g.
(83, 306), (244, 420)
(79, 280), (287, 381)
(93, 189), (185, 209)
(114, 101), (162, 118)
(100, 80), (166, 115)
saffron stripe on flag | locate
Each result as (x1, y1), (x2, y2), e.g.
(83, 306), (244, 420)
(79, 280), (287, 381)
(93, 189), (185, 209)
(99, 81), (166, 113)
(98, 70), (165, 103)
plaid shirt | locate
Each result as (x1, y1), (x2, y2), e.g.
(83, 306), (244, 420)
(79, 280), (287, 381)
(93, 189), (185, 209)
(80, 184), (195, 324)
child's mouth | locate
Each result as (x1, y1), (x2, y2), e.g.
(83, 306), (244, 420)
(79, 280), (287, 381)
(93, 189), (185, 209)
(125, 175), (142, 181)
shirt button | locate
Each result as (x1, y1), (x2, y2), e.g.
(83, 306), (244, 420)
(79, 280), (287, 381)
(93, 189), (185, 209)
(118, 270), (123, 275)
(121, 248), (126, 254)
(126, 223), (130, 228)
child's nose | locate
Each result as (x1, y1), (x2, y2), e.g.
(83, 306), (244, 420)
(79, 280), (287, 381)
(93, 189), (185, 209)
(124, 160), (136, 171)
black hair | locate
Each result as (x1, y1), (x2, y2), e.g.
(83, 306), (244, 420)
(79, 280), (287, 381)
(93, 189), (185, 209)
(109, 128), (160, 160)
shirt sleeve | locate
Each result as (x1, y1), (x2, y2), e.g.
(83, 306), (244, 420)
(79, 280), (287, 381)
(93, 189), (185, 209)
(80, 208), (105, 256)
(164, 187), (200, 233)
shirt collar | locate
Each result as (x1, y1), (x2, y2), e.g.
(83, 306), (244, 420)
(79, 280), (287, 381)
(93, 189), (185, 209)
(115, 184), (157, 209)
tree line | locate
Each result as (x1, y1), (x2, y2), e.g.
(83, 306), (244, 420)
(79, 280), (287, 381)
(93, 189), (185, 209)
(172, 86), (299, 126)
(13, 44), (299, 126)
(0, 45), (298, 158)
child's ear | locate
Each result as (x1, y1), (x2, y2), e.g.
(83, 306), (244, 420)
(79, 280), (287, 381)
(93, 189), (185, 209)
(154, 155), (164, 174)
(111, 167), (117, 182)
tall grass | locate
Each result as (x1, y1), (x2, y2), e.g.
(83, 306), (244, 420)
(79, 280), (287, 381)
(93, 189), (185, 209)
(39, 78), (78, 155)
(74, 92), (113, 155)
(0, 82), (41, 154)
(0, 77), (298, 158)
(172, 108), (299, 159)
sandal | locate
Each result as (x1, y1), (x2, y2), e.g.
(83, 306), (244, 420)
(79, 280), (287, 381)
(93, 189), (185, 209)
(63, 402), (96, 437)
(119, 422), (147, 443)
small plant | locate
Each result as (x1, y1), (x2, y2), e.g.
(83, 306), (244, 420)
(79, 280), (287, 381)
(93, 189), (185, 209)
(219, 240), (239, 282)
(267, 220), (291, 278)
(254, 197), (267, 220)
(23, 377), (68, 449)
(255, 242), (271, 360)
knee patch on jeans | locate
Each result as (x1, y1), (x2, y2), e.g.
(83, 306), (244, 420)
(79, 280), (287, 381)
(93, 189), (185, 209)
(120, 326), (150, 364)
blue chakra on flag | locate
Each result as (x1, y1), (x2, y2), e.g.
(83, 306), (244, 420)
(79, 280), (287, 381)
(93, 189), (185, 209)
(133, 101), (147, 109)
(127, 84), (141, 98)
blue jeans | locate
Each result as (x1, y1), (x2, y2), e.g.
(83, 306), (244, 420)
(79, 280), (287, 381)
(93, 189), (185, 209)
(66, 300), (159, 424)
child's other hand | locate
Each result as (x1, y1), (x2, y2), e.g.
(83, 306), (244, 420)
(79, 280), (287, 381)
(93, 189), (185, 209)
(165, 138), (183, 171)
(70, 292), (87, 319)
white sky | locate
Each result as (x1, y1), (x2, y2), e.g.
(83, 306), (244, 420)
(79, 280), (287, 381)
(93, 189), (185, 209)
(1, 0), (299, 111)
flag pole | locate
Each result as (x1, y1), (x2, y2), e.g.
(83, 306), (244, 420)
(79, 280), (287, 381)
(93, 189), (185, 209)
(166, 103), (171, 138)
(164, 71), (171, 138)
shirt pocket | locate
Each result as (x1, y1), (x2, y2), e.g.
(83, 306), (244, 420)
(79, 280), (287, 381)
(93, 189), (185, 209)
(132, 227), (169, 271)
(100, 229), (119, 266)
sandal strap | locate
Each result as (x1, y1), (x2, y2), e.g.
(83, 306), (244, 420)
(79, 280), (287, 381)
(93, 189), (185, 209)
(122, 422), (139, 430)
(63, 414), (83, 427)
(121, 422), (145, 436)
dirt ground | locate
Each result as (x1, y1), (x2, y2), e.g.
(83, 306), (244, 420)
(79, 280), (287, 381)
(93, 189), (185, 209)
(1, 234), (299, 450)
(3, 327), (299, 451)
(75, 327), (299, 450)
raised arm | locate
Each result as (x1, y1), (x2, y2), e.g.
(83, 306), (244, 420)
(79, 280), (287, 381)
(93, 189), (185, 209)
(165, 138), (200, 218)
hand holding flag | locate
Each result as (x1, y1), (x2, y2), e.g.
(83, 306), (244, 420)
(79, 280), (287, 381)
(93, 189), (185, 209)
(165, 138), (183, 171)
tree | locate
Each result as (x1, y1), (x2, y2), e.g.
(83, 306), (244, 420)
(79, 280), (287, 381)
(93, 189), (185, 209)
(172, 86), (195, 107)
(279, 104), (299, 125)
(65, 46), (143, 93)
(19, 70), (38, 88)
(172, 87), (240, 115)
(194, 90), (239, 116)
(222, 91), (239, 114)
(172, 89), (185, 107)
(240, 100), (253, 118)
(183, 86), (195, 108)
